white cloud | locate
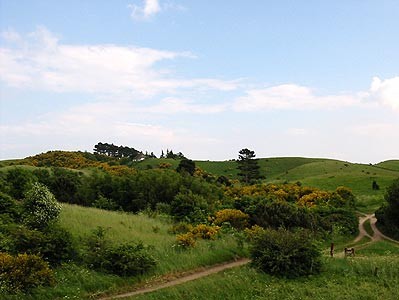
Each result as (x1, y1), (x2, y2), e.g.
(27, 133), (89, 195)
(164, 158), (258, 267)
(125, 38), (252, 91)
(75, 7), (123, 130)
(233, 84), (362, 112)
(129, 0), (161, 20)
(285, 128), (309, 136)
(0, 27), (237, 97)
(370, 76), (399, 111)
(140, 97), (228, 114)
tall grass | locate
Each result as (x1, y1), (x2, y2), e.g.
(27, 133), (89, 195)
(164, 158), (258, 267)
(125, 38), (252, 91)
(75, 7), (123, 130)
(60, 204), (246, 275)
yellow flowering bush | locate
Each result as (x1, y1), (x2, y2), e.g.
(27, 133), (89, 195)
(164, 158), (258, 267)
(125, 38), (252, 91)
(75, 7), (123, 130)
(214, 209), (249, 230)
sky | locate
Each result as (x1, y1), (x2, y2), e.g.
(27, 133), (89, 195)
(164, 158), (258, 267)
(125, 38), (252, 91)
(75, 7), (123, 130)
(0, 0), (398, 163)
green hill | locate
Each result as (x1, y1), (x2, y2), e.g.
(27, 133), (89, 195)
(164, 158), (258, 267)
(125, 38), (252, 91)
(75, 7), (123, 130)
(375, 160), (399, 172)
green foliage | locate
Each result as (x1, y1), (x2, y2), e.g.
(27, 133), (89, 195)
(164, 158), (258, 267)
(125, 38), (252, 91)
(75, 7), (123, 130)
(92, 195), (120, 210)
(375, 178), (399, 239)
(22, 182), (61, 229)
(250, 228), (322, 278)
(0, 192), (20, 222)
(0, 223), (76, 266)
(176, 158), (196, 176)
(0, 252), (55, 293)
(213, 209), (249, 230)
(171, 190), (209, 223)
(4, 168), (36, 199)
(100, 243), (156, 276)
(237, 148), (261, 184)
(83, 227), (156, 276)
(175, 232), (196, 249)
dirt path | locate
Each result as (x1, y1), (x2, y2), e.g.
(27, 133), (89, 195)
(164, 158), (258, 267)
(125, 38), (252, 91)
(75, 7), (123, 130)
(351, 213), (399, 247)
(99, 258), (250, 300)
(353, 214), (373, 243)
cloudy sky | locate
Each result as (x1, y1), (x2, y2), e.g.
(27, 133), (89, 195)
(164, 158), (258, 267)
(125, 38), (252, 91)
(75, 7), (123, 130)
(0, 0), (398, 163)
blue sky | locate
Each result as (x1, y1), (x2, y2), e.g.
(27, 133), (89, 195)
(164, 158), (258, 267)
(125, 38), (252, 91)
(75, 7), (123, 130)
(1, 0), (398, 162)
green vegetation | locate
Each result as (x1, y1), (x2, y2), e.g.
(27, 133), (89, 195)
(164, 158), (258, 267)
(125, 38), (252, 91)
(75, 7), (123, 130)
(131, 255), (399, 300)
(1, 150), (399, 299)
(250, 228), (322, 278)
(375, 178), (399, 239)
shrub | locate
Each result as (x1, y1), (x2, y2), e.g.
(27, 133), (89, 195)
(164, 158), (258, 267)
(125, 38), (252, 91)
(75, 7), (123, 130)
(170, 191), (209, 223)
(244, 225), (266, 242)
(175, 232), (196, 249)
(22, 182), (61, 229)
(0, 192), (20, 222)
(0, 252), (55, 293)
(84, 227), (156, 276)
(190, 224), (220, 240)
(0, 224), (76, 266)
(250, 228), (322, 278)
(214, 209), (249, 230)
(5, 168), (36, 199)
(100, 243), (156, 276)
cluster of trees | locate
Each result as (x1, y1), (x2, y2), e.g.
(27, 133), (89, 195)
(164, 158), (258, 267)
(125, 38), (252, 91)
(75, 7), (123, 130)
(376, 178), (399, 239)
(93, 142), (146, 159)
(160, 149), (186, 159)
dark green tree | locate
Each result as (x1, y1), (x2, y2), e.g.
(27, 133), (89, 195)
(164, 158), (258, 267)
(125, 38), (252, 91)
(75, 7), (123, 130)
(376, 178), (399, 238)
(176, 159), (196, 176)
(237, 148), (261, 184)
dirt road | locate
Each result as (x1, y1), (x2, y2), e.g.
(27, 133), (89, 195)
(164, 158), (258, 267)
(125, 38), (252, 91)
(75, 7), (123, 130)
(99, 258), (250, 300)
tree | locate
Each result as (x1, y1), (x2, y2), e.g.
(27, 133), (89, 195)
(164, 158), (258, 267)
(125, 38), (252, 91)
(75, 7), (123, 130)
(22, 182), (61, 229)
(237, 148), (261, 184)
(176, 159), (196, 176)
(375, 178), (399, 239)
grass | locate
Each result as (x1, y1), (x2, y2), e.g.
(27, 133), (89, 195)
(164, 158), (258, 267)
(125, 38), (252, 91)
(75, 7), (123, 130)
(356, 240), (399, 256)
(131, 255), (399, 300)
(3, 204), (247, 300)
(363, 219), (374, 237)
(60, 204), (247, 275)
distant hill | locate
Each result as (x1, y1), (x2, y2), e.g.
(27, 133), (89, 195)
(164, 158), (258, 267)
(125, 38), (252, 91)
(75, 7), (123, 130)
(375, 160), (399, 172)
(1, 151), (398, 198)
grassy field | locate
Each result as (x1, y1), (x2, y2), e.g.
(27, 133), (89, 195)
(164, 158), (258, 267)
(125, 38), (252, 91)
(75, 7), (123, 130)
(60, 204), (246, 275)
(130, 245), (399, 300)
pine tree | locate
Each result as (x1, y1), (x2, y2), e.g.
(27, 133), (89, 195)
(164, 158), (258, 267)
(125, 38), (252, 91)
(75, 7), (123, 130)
(237, 148), (261, 184)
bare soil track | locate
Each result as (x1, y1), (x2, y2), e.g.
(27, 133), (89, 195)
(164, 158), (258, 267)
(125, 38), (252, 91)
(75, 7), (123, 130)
(355, 213), (399, 244)
(98, 258), (250, 300)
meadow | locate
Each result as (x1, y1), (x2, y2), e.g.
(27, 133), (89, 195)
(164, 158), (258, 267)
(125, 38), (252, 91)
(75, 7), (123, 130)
(131, 254), (399, 300)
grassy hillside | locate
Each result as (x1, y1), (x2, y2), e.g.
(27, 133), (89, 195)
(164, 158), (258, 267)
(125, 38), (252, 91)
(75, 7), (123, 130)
(60, 204), (245, 275)
(376, 160), (399, 172)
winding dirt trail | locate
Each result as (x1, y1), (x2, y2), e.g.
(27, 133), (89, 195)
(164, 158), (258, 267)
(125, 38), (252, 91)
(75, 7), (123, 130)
(99, 258), (250, 300)
(346, 213), (399, 253)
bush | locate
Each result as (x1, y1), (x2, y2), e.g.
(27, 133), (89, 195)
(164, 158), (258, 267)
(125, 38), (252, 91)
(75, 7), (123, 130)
(0, 224), (76, 266)
(22, 182), (61, 229)
(84, 227), (156, 276)
(190, 224), (220, 240)
(0, 252), (55, 293)
(250, 228), (322, 278)
(0, 192), (20, 222)
(214, 209), (249, 230)
(175, 232), (196, 249)
(170, 190), (209, 223)
(100, 243), (156, 276)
